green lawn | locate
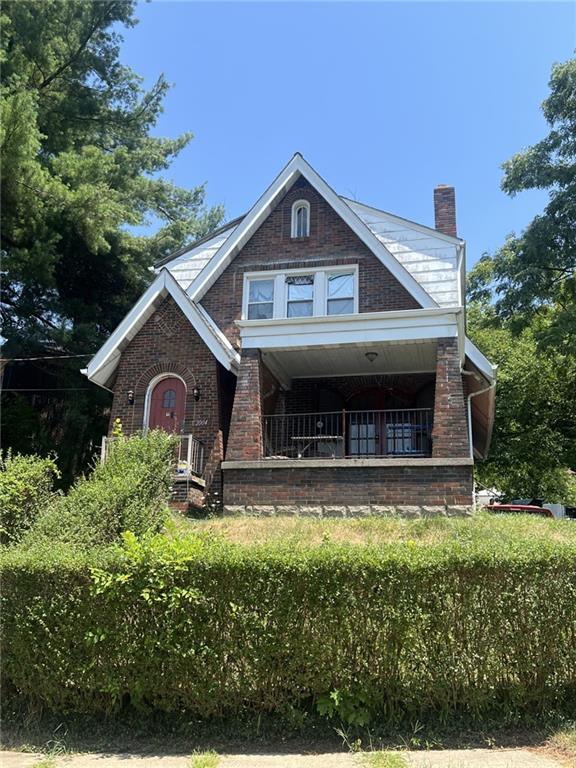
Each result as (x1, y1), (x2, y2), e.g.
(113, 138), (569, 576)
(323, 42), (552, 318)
(170, 511), (575, 549)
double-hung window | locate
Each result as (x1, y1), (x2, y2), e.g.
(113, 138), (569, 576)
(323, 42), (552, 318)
(244, 266), (357, 320)
(327, 272), (355, 315)
(247, 278), (274, 319)
(286, 274), (314, 317)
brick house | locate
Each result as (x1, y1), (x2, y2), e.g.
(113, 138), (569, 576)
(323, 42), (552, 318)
(84, 154), (496, 514)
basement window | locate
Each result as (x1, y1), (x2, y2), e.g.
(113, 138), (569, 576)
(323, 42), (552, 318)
(291, 200), (310, 238)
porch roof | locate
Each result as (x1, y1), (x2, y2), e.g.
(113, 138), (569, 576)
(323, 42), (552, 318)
(260, 340), (439, 384)
(238, 306), (463, 386)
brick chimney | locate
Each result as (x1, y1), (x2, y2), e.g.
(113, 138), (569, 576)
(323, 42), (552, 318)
(433, 184), (457, 238)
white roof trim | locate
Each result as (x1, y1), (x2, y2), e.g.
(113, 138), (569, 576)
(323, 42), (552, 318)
(239, 307), (461, 351)
(465, 338), (497, 382)
(84, 270), (240, 389)
(187, 154), (437, 309)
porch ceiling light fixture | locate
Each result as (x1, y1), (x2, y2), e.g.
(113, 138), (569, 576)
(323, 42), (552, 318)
(365, 352), (378, 363)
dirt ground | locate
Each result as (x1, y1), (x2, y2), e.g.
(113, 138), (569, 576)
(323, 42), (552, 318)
(1, 747), (570, 768)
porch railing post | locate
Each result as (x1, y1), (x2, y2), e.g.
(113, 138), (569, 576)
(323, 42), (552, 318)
(187, 434), (192, 470)
(342, 409), (346, 458)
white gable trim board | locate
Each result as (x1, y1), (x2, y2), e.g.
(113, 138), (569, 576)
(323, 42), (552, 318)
(83, 270), (240, 389)
(344, 199), (465, 309)
(187, 154), (437, 310)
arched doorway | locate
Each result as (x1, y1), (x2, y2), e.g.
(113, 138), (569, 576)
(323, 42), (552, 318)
(147, 376), (186, 432)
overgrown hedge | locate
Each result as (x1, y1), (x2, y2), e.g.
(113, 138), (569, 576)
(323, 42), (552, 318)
(20, 430), (175, 549)
(0, 452), (59, 546)
(2, 530), (576, 723)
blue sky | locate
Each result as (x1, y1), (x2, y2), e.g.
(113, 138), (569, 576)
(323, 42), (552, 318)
(120, 1), (575, 269)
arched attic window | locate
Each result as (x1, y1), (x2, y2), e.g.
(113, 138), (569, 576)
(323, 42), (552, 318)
(291, 199), (310, 238)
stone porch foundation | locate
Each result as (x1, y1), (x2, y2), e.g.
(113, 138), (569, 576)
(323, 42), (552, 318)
(223, 503), (474, 518)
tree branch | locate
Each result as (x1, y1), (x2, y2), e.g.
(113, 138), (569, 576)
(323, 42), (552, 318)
(36, 4), (119, 92)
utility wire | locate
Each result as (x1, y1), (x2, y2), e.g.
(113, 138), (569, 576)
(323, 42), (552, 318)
(0, 353), (95, 362)
(2, 388), (95, 392)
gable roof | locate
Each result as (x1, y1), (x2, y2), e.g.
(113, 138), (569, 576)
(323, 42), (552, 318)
(83, 269), (240, 389)
(158, 158), (465, 307)
(155, 220), (242, 292)
(185, 153), (438, 309)
(344, 199), (464, 308)
(155, 215), (244, 269)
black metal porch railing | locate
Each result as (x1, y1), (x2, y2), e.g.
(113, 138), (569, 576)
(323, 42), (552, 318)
(262, 409), (433, 459)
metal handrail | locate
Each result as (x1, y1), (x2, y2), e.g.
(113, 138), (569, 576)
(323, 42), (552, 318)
(100, 433), (205, 477)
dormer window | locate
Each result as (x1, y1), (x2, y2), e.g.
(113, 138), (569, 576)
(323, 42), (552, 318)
(291, 200), (310, 238)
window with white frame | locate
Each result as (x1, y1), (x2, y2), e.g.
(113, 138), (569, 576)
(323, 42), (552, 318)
(291, 200), (310, 238)
(327, 272), (355, 315)
(247, 278), (274, 319)
(244, 267), (357, 320)
(286, 274), (314, 317)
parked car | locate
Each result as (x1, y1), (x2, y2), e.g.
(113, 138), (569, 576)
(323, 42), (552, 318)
(485, 501), (554, 518)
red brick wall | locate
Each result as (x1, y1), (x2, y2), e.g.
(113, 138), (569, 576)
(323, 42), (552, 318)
(108, 295), (225, 496)
(201, 177), (420, 347)
(432, 338), (470, 458)
(223, 464), (473, 506)
(225, 349), (264, 461)
(434, 185), (457, 238)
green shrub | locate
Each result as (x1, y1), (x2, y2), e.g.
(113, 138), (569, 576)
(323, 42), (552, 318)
(22, 430), (175, 549)
(0, 452), (60, 546)
(2, 522), (576, 723)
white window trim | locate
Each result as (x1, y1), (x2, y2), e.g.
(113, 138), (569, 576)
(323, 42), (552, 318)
(325, 269), (358, 316)
(285, 272), (315, 319)
(246, 276), (275, 320)
(291, 199), (310, 238)
(242, 265), (359, 321)
(143, 373), (187, 431)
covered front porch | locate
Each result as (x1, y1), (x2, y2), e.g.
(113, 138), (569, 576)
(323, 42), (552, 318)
(255, 326), (446, 463)
(222, 336), (476, 510)
(263, 371), (435, 460)
(220, 308), (495, 511)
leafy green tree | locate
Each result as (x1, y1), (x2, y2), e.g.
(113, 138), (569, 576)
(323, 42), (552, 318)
(468, 306), (576, 503)
(468, 57), (575, 349)
(0, 1), (222, 483)
(468, 57), (576, 502)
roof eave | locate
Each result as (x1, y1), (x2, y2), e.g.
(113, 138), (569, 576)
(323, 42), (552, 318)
(154, 215), (246, 269)
(84, 270), (240, 390)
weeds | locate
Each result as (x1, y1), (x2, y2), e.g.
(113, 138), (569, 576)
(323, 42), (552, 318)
(361, 752), (409, 768)
(190, 750), (220, 768)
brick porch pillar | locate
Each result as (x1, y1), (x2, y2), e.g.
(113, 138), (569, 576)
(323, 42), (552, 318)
(431, 338), (470, 458)
(225, 349), (263, 461)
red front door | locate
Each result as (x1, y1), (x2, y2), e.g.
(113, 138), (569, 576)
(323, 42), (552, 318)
(148, 377), (186, 433)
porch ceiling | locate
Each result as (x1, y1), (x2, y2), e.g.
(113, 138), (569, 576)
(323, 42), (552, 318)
(262, 339), (438, 381)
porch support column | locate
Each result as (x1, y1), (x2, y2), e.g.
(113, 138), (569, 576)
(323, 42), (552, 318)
(432, 338), (469, 458)
(226, 349), (263, 461)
